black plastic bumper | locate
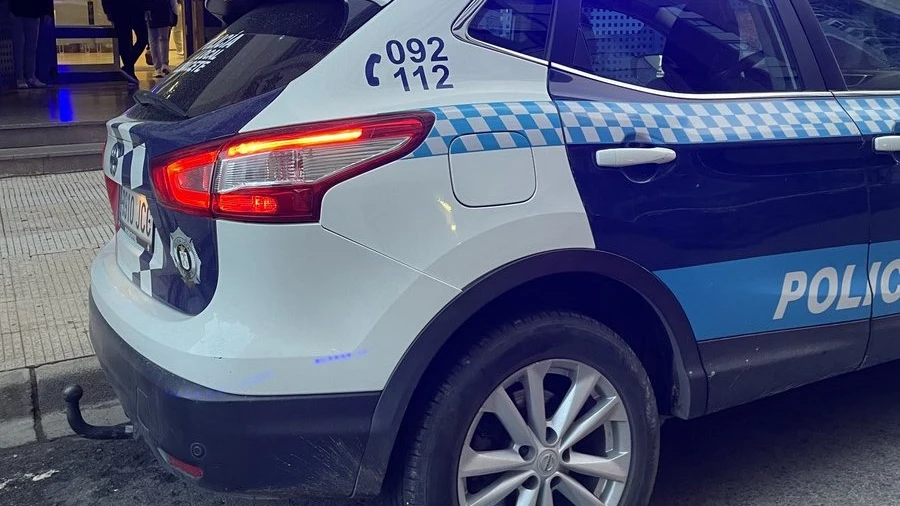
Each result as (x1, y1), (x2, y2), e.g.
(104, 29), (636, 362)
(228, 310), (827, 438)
(88, 294), (380, 497)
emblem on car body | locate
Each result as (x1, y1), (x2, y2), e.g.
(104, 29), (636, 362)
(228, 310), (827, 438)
(109, 142), (124, 177)
(170, 228), (201, 286)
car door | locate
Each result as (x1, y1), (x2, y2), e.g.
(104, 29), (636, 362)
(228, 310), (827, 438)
(548, 0), (871, 412)
(799, 0), (900, 367)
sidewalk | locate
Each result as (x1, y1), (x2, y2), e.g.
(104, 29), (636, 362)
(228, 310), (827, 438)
(0, 171), (122, 448)
(0, 171), (112, 370)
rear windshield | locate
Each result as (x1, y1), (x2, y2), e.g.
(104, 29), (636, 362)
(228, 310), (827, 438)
(152, 0), (381, 118)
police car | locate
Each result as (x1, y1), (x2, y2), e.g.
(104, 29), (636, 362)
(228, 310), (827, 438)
(68, 0), (900, 504)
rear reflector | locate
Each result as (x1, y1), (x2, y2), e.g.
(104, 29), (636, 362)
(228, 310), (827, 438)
(104, 175), (119, 229)
(159, 448), (204, 479)
(150, 112), (434, 223)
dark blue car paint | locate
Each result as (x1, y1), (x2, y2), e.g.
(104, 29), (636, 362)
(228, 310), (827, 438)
(544, 0), (899, 418)
(841, 97), (900, 366)
(550, 67), (871, 341)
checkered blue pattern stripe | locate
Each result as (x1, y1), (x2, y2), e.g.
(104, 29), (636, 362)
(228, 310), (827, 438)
(410, 102), (564, 158)
(557, 100), (860, 144)
(109, 118), (167, 296)
(839, 97), (900, 135)
(448, 131), (531, 154)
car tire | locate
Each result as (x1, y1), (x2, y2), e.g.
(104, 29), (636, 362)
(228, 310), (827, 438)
(392, 311), (660, 506)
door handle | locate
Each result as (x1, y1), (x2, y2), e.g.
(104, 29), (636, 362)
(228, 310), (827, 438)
(874, 136), (900, 153)
(595, 147), (677, 168)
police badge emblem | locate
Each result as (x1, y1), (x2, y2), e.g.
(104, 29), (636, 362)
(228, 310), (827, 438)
(170, 228), (201, 286)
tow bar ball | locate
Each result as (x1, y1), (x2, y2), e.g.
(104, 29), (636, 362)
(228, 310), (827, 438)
(63, 384), (135, 440)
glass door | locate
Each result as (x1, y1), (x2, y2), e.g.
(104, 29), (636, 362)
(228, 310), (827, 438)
(53, 0), (119, 74)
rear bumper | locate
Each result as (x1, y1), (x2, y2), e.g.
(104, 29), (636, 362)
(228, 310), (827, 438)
(89, 293), (379, 497)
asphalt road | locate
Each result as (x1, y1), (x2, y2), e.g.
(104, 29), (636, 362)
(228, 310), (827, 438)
(3, 361), (900, 506)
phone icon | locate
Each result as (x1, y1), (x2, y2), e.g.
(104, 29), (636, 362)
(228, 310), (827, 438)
(365, 53), (382, 87)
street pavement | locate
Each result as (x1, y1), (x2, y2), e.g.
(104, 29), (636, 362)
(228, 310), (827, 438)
(2, 359), (900, 505)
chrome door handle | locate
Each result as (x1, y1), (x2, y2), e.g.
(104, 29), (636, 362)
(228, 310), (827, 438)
(875, 136), (900, 153)
(595, 147), (677, 168)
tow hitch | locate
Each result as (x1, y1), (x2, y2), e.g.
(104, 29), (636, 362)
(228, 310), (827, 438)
(63, 385), (135, 440)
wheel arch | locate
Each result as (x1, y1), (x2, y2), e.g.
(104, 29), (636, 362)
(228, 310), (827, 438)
(353, 248), (708, 496)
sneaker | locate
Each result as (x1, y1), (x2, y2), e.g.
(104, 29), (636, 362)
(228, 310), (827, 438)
(26, 77), (47, 88)
(119, 68), (140, 86)
(16, 79), (28, 89)
(162, 65), (172, 75)
(154, 69), (164, 78)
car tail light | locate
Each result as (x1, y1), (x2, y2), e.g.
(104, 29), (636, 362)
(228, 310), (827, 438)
(104, 174), (119, 229)
(150, 149), (217, 216)
(150, 112), (434, 223)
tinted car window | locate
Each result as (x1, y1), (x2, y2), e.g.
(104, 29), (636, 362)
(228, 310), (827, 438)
(574, 0), (803, 94)
(469, 0), (555, 60)
(810, 0), (900, 91)
(151, 0), (381, 118)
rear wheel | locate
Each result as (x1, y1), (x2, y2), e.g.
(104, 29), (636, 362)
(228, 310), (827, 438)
(394, 311), (660, 506)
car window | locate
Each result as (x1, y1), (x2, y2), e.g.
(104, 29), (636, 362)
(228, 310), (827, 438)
(809, 0), (900, 91)
(468, 0), (555, 60)
(150, 0), (381, 118)
(573, 0), (803, 94)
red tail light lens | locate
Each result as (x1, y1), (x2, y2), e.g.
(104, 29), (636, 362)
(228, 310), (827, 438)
(149, 112), (433, 223)
(104, 175), (119, 229)
(151, 149), (217, 216)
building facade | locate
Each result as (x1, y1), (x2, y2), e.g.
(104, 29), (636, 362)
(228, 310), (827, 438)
(0, 0), (222, 90)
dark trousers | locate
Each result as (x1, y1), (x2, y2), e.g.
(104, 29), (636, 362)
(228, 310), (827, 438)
(114, 11), (149, 74)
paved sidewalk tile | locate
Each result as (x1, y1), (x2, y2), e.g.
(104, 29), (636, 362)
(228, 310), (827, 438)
(0, 171), (112, 372)
(0, 332), (25, 371)
(10, 250), (95, 300)
(21, 322), (92, 368)
(0, 259), (13, 304)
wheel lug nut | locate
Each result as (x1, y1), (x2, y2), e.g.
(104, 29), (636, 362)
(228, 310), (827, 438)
(519, 445), (536, 460)
(545, 427), (559, 445)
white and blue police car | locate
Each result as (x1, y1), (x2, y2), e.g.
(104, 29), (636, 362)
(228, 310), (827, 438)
(67, 0), (900, 504)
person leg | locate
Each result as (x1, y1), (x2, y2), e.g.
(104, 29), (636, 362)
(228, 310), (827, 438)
(11, 15), (26, 86)
(147, 27), (158, 67)
(113, 18), (140, 85)
(160, 27), (172, 68)
(114, 20), (135, 74)
(130, 13), (150, 70)
(172, 4), (184, 55)
(23, 17), (44, 86)
(148, 26), (164, 75)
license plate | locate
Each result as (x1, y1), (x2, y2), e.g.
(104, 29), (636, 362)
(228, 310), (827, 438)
(118, 186), (155, 252)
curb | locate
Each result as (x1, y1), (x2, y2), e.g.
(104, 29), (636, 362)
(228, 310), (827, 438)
(0, 356), (126, 449)
(0, 166), (101, 179)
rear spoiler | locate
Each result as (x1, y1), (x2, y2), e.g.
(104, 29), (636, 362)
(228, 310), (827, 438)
(205, 0), (265, 24)
(205, 0), (391, 24)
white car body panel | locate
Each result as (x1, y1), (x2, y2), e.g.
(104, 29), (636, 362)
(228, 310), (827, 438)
(242, 0), (551, 132)
(92, 223), (459, 395)
(321, 147), (593, 290)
